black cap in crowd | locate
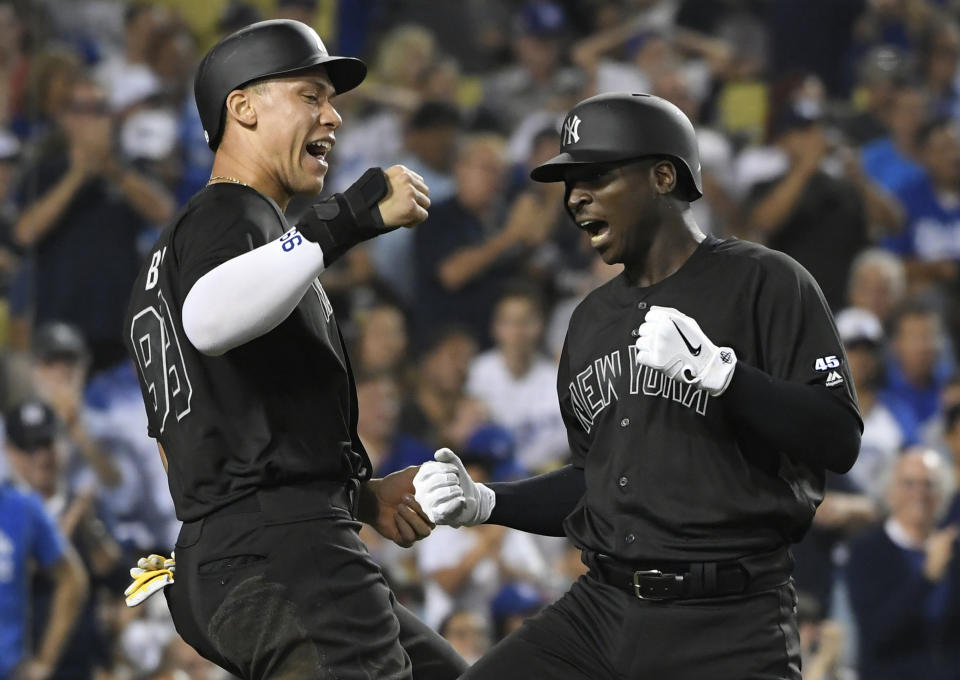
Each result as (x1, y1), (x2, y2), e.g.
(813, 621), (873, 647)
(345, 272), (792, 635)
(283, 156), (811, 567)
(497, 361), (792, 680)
(31, 322), (90, 364)
(4, 399), (59, 451)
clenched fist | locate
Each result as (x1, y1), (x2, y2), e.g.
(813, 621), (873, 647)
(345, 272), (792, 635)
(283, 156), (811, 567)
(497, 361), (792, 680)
(378, 165), (431, 228)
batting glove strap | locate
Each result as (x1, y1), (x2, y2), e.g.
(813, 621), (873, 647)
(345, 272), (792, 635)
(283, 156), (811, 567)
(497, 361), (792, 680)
(124, 553), (175, 607)
(297, 167), (391, 267)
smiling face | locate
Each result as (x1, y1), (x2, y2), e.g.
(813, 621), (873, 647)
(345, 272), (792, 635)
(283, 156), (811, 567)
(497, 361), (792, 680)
(231, 68), (341, 196)
(564, 158), (672, 267)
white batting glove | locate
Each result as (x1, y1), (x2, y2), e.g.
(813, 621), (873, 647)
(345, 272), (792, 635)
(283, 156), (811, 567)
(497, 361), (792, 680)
(634, 306), (737, 396)
(413, 448), (496, 528)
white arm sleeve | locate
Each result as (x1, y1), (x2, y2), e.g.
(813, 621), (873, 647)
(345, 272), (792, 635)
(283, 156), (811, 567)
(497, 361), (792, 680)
(181, 227), (326, 356)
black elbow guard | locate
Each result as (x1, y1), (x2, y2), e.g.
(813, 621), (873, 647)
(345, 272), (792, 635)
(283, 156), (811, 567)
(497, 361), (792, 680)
(297, 167), (391, 267)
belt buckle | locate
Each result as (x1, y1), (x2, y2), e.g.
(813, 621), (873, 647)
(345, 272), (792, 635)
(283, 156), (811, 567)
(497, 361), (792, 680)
(632, 569), (684, 600)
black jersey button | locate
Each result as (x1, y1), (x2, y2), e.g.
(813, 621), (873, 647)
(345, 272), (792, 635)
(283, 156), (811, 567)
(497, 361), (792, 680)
(620, 418), (630, 427)
(637, 302), (647, 310)
(618, 476), (628, 488)
(625, 533), (636, 544)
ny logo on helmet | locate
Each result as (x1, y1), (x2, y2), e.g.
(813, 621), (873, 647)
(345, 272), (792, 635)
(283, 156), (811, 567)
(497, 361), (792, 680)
(562, 114), (582, 146)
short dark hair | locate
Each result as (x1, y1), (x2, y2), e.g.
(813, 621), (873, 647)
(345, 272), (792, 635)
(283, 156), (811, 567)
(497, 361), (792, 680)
(408, 100), (462, 132)
(495, 280), (546, 319)
(889, 298), (941, 335)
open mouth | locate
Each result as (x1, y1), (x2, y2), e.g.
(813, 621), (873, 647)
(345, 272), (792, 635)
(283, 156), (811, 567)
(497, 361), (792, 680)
(305, 138), (332, 163)
(578, 219), (611, 247)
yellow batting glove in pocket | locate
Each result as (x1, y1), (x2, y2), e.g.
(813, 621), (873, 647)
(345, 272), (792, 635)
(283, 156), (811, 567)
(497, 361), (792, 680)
(124, 553), (175, 607)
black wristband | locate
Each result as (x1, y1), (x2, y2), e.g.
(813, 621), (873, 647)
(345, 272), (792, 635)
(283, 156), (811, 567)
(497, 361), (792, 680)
(297, 167), (392, 267)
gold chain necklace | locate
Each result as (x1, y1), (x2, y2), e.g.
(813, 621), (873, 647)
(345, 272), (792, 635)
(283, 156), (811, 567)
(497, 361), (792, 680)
(206, 175), (249, 187)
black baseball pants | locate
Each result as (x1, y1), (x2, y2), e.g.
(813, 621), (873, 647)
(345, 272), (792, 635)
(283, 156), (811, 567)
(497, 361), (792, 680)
(462, 564), (802, 680)
(165, 482), (466, 680)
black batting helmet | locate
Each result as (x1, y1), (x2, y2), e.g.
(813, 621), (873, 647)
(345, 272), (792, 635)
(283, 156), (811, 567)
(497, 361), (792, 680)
(194, 19), (367, 150)
(531, 92), (703, 201)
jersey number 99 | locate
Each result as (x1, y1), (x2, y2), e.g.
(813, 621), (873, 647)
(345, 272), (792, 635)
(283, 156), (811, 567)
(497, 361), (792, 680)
(130, 290), (193, 434)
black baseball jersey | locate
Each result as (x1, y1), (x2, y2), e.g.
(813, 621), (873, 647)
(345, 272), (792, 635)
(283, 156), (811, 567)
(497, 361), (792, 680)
(558, 235), (859, 563)
(123, 184), (370, 522)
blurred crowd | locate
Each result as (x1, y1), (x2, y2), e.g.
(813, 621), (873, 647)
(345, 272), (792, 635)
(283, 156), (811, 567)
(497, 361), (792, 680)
(0, 0), (960, 678)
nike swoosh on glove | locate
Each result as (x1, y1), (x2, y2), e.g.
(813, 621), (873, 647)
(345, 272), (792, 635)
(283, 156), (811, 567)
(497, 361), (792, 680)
(413, 448), (496, 528)
(634, 305), (737, 396)
(124, 553), (175, 607)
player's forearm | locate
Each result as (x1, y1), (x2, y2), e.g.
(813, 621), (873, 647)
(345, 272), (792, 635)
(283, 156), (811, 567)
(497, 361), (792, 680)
(182, 227), (327, 355)
(722, 362), (861, 473)
(486, 465), (585, 536)
(38, 549), (88, 671)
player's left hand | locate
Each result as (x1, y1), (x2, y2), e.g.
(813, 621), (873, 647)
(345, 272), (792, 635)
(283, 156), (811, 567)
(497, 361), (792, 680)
(358, 467), (435, 548)
(634, 306), (737, 396)
(124, 553), (175, 607)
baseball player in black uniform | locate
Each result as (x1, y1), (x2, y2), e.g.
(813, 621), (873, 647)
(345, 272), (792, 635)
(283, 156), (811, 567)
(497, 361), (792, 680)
(123, 20), (465, 680)
(414, 93), (863, 680)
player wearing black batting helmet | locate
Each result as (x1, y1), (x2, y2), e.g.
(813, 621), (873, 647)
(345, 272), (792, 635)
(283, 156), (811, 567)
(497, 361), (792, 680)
(530, 91), (702, 201)
(416, 92), (862, 680)
(123, 19), (464, 680)
(194, 19), (366, 150)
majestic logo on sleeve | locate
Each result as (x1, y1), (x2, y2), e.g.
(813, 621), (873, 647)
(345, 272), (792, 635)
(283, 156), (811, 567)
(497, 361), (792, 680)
(562, 114), (582, 146)
(568, 346), (711, 434)
(825, 371), (844, 387)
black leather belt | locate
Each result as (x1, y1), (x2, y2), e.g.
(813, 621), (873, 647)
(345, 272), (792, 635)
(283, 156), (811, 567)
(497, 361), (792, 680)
(590, 547), (791, 601)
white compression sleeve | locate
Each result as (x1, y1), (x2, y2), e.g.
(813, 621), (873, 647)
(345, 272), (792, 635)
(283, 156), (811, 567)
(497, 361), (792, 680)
(181, 227), (326, 355)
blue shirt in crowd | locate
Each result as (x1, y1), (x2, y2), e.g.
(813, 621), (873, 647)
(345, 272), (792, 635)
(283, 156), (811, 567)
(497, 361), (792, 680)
(885, 175), (960, 261)
(0, 482), (65, 677)
(862, 137), (926, 195)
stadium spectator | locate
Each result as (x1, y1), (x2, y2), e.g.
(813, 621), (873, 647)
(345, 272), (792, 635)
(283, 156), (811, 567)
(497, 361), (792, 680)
(93, 1), (166, 114)
(837, 307), (917, 498)
(917, 17), (960, 120)
(353, 299), (410, 376)
(399, 325), (480, 449)
(861, 84), (929, 194)
(846, 247), (908, 325)
(840, 45), (912, 146)
(4, 399), (118, 680)
(746, 97), (873, 310)
(12, 78), (173, 370)
(356, 369), (431, 476)
(0, 476), (86, 680)
(482, 1), (581, 131)
(883, 300), (955, 428)
(466, 285), (568, 473)
(846, 448), (960, 680)
(437, 609), (492, 667)
(885, 116), (960, 296)
(16, 47), (80, 146)
(413, 134), (551, 345)
(370, 100), (462, 303)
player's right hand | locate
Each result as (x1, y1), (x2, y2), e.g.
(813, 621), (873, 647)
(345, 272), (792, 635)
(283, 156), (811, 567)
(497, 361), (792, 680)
(378, 165), (430, 228)
(413, 448), (496, 528)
